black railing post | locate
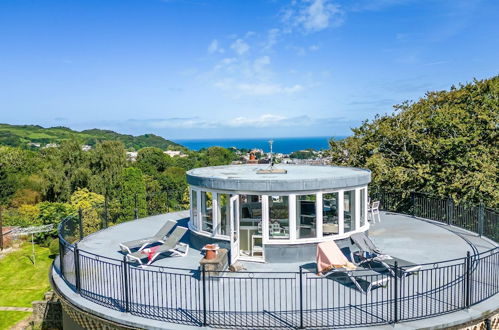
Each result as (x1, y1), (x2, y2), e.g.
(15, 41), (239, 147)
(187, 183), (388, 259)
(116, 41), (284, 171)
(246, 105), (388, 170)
(447, 198), (453, 225)
(74, 243), (81, 293)
(122, 255), (130, 313)
(465, 251), (471, 308)
(59, 238), (64, 276)
(393, 261), (399, 323)
(202, 265), (207, 326)
(104, 195), (109, 229)
(478, 202), (484, 237)
(134, 193), (138, 219)
(299, 266), (304, 329)
(78, 208), (83, 241)
(410, 192), (415, 217)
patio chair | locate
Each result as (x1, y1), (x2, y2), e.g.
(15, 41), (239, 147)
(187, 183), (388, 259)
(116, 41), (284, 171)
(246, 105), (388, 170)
(316, 241), (390, 294)
(119, 220), (176, 253)
(126, 226), (189, 267)
(368, 201), (381, 223)
(350, 232), (422, 277)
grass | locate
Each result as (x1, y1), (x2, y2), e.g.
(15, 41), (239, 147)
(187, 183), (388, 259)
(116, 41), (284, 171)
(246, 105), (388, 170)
(0, 311), (31, 330)
(0, 242), (52, 307)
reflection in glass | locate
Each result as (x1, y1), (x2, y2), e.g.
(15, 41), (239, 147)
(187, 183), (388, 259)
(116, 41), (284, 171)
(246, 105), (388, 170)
(323, 192), (339, 236)
(201, 191), (213, 233)
(219, 194), (230, 235)
(344, 190), (356, 232)
(269, 196), (289, 239)
(296, 195), (316, 239)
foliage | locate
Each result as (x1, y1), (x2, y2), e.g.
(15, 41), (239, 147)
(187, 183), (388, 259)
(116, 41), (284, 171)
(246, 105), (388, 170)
(49, 238), (59, 256)
(70, 188), (105, 235)
(328, 76), (499, 208)
(0, 123), (184, 150)
(111, 167), (147, 223)
(89, 141), (126, 198)
(290, 149), (315, 159)
(136, 147), (172, 175)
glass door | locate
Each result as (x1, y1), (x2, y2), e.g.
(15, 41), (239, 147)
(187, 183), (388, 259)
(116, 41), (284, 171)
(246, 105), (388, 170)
(229, 195), (240, 264)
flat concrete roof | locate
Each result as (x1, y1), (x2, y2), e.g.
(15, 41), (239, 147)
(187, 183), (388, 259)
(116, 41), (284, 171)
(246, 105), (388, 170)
(186, 164), (371, 192)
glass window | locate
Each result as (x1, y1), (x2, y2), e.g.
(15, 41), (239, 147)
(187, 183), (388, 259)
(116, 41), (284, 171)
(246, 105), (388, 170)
(201, 191), (213, 233)
(296, 194), (316, 239)
(269, 196), (289, 239)
(360, 188), (366, 226)
(344, 190), (356, 232)
(239, 194), (262, 256)
(218, 194), (230, 236)
(191, 189), (198, 230)
(323, 192), (339, 236)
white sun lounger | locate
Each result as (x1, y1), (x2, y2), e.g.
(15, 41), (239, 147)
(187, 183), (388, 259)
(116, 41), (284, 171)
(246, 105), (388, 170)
(119, 220), (176, 253)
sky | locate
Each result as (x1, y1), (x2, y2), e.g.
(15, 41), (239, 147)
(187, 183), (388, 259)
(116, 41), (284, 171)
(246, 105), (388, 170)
(0, 0), (498, 140)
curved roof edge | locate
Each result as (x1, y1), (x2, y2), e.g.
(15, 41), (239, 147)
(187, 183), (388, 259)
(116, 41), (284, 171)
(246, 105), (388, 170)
(187, 164), (371, 192)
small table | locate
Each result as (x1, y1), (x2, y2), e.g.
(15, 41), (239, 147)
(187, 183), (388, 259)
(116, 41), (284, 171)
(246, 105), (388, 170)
(323, 223), (339, 235)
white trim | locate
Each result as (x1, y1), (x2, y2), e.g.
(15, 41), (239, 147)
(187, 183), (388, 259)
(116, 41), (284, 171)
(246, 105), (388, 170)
(316, 192), (323, 238)
(262, 195), (269, 243)
(338, 190), (344, 235)
(289, 194), (297, 241)
(355, 189), (361, 230)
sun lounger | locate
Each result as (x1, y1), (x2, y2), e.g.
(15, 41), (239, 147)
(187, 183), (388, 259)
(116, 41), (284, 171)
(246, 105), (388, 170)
(119, 220), (176, 253)
(350, 232), (422, 277)
(316, 241), (390, 294)
(126, 226), (189, 267)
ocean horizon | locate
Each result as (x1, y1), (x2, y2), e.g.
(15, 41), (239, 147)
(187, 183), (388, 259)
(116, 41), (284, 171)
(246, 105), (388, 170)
(174, 136), (346, 154)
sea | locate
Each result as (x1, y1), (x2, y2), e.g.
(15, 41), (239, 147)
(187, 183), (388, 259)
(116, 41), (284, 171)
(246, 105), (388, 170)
(174, 136), (346, 154)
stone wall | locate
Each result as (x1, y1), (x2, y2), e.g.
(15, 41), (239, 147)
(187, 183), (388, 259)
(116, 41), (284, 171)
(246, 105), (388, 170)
(32, 291), (62, 330)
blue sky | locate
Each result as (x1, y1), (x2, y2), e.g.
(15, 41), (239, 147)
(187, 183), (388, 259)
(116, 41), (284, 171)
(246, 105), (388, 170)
(0, 0), (497, 139)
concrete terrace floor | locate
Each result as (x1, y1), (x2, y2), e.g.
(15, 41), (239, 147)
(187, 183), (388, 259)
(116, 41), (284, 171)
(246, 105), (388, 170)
(76, 210), (496, 272)
(55, 211), (498, 329)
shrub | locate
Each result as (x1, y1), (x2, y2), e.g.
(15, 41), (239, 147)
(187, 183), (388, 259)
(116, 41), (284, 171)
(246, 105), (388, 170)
(48, 238), (59, 256)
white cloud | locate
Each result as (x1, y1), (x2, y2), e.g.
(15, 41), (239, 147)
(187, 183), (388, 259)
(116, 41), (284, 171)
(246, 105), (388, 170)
(228, 114), (289, 127)
(236, 83), (303, 95)
(253, 56), (271, 73)
(230, 39), (250, 55)
(208, 39), (224, 54)
(263, 28), (280, 51)
(283, 0), (344, 33)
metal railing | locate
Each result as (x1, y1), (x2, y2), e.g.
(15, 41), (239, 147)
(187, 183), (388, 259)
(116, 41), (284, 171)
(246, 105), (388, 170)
(54, 190), (499, 329)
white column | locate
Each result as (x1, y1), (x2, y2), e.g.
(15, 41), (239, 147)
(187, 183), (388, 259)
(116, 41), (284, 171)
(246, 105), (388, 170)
(338, 190), (344, 235)
(196, 190), (202, 230)
(355, 189), (361, 231)
(364, 187), (369, 226)
(316, 192), (323, 238)
(289, 194), (297, 242)
(212, 192), (218, 236)
(262, 195), (269, 243)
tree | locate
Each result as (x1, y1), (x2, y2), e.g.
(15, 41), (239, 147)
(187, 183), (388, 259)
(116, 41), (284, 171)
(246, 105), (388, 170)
(41, 139), (91, 202)
(89, 141), (126, 198)
(159, 167), (188, 211)
(111, 167), (147, 223)
(328, 76), (499, 207)
(136, 147), (172, 175)
(70, 188), (105, 235)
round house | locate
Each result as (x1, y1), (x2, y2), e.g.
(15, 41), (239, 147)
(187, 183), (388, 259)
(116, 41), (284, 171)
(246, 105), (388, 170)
(186, 164), (371, 263)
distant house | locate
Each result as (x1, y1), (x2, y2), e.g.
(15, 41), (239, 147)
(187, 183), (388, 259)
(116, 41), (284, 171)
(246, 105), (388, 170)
(1, 226), (18, 248)
(81, 145), (92, 152)
(126, 151), (138, 161)
(42, 143), (59, 149)
(164, 150), (187, 158)
(28, 142), (41, 148)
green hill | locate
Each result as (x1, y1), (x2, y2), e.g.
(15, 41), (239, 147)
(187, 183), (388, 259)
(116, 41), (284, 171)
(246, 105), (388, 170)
(0, 124), (184, 151)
